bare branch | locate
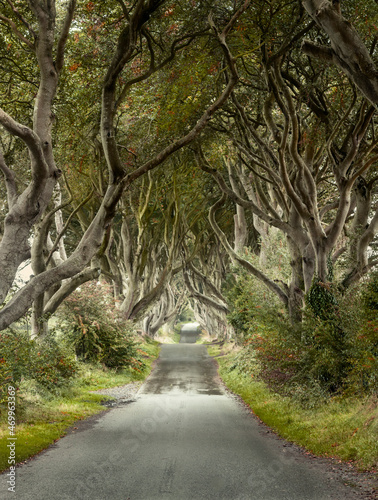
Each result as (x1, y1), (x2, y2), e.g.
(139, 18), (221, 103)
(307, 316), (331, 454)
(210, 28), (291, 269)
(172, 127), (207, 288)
(116, 29), (209, 110)
(349, 155), (378, 186)
(43, 267), (100, 316)
(198, 151), (306, 245)
(0, 107), (48, 179)
(183, 269), (229, 313)
(6, 0), (36, 37)
(332, 245), (347, 264)
(56, 0), (77, 73)
(187, 261), (227, 304)
(116, 0), (131, 20)
(302, 40), (333, 62)
(0, 149), (17, 207)
(0, 13), (35, 50)
(208, 193), (289, 306)
(45, 189), (94, 266)
(302, 0), (378, 107)
(220, 0), (251, 38)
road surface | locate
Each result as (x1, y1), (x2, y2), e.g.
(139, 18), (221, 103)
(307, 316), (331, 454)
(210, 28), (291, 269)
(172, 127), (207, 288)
(0, 324), (365, 499)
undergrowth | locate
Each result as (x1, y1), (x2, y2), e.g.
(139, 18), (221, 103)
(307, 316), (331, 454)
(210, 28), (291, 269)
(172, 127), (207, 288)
(211, 343), (378, 471)
(0, 339), (160, 472)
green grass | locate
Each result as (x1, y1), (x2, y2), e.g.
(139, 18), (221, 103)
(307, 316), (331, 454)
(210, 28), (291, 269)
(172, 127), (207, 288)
(0, 391), (106, 470)
(155, 325), (181, 344)
(163, 330), (181, 344)
(0, 340), (160, 472)
(196, 329), (215, 344)
(211, 344), (378, 471)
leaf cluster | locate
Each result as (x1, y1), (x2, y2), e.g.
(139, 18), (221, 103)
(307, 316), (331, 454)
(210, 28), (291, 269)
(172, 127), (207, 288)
(60, 281), (145, 370)
(0, 329), (77, 401)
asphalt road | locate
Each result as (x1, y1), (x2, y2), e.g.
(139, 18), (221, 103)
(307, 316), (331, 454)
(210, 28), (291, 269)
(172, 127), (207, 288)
(0, 324), (365, 499)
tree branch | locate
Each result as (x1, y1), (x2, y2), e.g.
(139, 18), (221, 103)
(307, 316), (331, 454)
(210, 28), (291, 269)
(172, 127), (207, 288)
(0, 13), (35, 50)
(123, 16), (244, 187)
(301, 40), (334, 62)
(45, 189), (93, 266)
(0, 108), (48, 179)
(56, 0), (76, 73)
(197, 151), (306, 245)
(0, 149), (18, 208)
(6, 0), (36, 37)
(183, 269), (229, 313)
(116, 29), (209, 110)
(208, 194), (289, 306)
(43, 267), (100, 316)
(302, 0), (378, 107)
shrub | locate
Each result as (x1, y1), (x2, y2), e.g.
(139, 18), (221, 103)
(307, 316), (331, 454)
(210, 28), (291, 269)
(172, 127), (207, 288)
(0, 329), (77, 401)
(225, 269), (299, 391)
(30, 335), (77, 392)
(60, 282), (145, 371)
(305, 277), (338, 321)
(296, 312), (350, 392)
(0, 329), (31, 403)
(246, 326), (299, 391)
(344, 274), (378, 393)
(225, 266), (282, 343)
(225, 268), (377, 399)
(361, 271), (378, 319)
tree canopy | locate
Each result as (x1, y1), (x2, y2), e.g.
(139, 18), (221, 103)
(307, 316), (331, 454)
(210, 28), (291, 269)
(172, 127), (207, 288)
(0, 0), (377, 335)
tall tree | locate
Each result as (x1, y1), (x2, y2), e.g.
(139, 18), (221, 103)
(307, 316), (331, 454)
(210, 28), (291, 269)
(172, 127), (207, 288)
(197, 0), (378, 321)
(0, 0), (250, 330)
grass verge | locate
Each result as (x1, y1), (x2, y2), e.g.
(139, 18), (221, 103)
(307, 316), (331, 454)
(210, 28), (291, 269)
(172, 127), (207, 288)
(209, 343), (378, 472)
(0, 339), (160, 472)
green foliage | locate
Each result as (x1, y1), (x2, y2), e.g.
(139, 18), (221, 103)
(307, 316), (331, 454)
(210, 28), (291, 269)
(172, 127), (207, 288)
(298, 277), (351, 393)
(300, 279), (377, 395)
(29, 336), (77, 392)
(177, 307), (195, 323)
(0, 330), (31, 391)
(215, 346), (378, 471)
(361, 271), (378, 319)
(225, 268), (298, 391)
(296, 312), (350, 394)
(0, 335), (160, 472)
(226, 283), (256, 340)
(225, 269), (378, 399)
(60, 282), (145, 371)
(346, 274), (378, 393)
(224, 263), (285, 341)
(306, 276), (338, 321)
(0, 329), (77, 402)
(228, 344), (260, 376)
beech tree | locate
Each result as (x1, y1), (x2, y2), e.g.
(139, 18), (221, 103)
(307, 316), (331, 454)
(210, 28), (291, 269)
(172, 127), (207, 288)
(2, 0), (375, 336)
(105, 169), (187, 321)
(197, 0), (378, 322)
(301, 0), (378, 107)
(0, 0), (250, 331)
(183, 253), (231, 337)
(179, 172), (234, 335)
(142, 278), (185, 337)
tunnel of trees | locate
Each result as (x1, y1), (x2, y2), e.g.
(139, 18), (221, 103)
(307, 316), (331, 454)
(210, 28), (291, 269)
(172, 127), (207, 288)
(0, 0), (377, 396)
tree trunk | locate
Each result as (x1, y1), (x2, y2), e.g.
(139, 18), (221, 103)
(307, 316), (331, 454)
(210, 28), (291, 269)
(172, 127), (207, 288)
(302, 0), (378, 106)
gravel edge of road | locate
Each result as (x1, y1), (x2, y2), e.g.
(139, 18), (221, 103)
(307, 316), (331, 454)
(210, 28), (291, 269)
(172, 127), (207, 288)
(89, 381), (143, 406)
